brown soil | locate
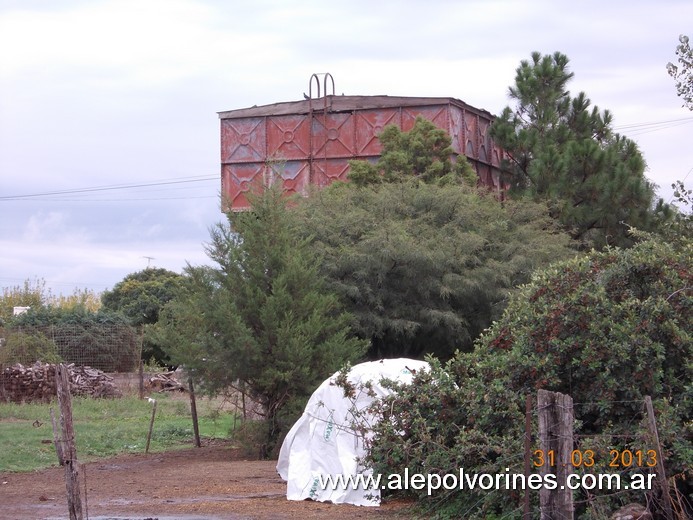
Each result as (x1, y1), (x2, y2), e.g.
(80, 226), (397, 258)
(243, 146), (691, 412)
(0, 441), (415, 520)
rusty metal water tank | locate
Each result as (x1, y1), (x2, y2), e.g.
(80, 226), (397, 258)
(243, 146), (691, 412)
(219, 77), (504, 211)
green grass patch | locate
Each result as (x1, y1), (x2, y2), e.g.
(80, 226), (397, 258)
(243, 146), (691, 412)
(0, 393), (238, 472)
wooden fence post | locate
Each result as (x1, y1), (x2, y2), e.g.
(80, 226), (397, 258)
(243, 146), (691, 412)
(49, 407), (65, 466)
(189, 377), (201, 448)
(537, 389), (574, 520)
(524, 394), (533, 519)
(644, 396), (673, 520)
(138, 359), (144, 400)
(145, 398), (157, 454)
(56, 363), (83, 520)
(0, 363), (5, 401)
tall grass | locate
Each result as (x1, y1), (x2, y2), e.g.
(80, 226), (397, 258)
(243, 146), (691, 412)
(0, 393), (238, 472)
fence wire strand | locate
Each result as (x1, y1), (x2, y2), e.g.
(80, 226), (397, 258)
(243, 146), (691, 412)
(0, 323), (141, 402)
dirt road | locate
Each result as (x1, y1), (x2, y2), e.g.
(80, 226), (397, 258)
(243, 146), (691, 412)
(0, 442), (413, 520)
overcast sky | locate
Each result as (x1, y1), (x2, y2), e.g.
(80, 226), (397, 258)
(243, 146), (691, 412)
(1, 0), (692, 298)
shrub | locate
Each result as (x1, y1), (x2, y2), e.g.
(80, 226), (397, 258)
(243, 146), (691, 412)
(0, 330), (62, 365)
(359, 236), (691, 518)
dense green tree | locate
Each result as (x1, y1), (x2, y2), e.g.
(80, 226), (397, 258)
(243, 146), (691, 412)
(101, 268), (184, 325)
(153, 187), (367, 455)
(473, 235), (690, 432)
(358, 234), (691, 518)
(348, 116), (477, 187)
(101, 268), (185, 365)
(491, 51), (664, 248)
(294, 180), (574, 359)
(296, 118), (570, 359)
(667, 34), (693, 110)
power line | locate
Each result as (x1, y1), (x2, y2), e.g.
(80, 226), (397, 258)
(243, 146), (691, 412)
(684, 167), (693, 183)
(613, 116), (693, 129)
(613, 116), (693, 136)
(0, 175), (217, 201)
(2, 115), (691, 203)
(1, 195), (219, 203)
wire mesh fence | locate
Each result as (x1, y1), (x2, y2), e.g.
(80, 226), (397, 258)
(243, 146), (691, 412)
(0, 323), (141, 402)
(0, 324), (141, 372)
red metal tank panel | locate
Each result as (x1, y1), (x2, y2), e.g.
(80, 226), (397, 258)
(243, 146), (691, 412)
(479, 144), (488, 164)
(221, 162), (265, 210)
(268, 160), (311, 196)
(312, 158), (351, 188)
(477, 163), (492, 187)
(478, 118), (492, 165)
(464, 111), (479, 160)
(266, 114), (311, 161)
(491, 145), (500, 167)
(448, 106), (465, 156)
(401, 105), (448, 133)
(354, 108), (400, 156)
(312, 112), (356, 159)
(221, 118), (266, 164)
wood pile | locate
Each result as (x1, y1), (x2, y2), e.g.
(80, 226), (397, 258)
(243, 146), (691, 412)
(147, 371), (186, 392)
(0, 362), (122, 403)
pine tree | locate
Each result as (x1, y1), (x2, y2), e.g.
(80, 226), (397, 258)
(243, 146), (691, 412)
(491, 51), (663, 248)
(154, 186), (367, 455)
(348, 116), (477, 187)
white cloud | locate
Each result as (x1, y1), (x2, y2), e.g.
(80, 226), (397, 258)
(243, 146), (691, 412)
(0, 233), (211, 293)
(1, 0), (692, 296)
(21, 211), (88, 242)
(0, 0), (290, 90)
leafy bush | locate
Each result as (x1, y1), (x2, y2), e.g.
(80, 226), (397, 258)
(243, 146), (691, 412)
(0, 330), (62, 365)
(346, 358), (525, 518)
(347, 116), (477, 187)
(359, 236), (691, 518)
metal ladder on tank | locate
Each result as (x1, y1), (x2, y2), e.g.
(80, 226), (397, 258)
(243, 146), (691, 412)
(306, 73), (335, 186)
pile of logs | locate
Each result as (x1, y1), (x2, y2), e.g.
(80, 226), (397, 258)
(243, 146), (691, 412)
(147, 371), (186, 392)
(0, 362), (122, 403)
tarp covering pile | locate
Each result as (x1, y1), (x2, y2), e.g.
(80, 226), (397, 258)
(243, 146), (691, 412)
(277, 358), (429, 506)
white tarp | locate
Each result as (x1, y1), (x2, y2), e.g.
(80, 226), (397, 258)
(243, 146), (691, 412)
(277, 358), (429, 506)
